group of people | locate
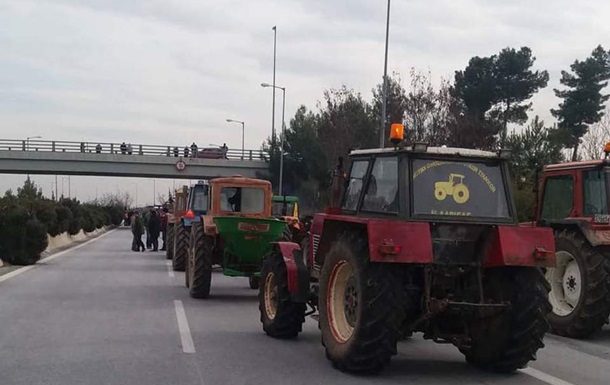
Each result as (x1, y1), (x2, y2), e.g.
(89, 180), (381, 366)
(128, 207), (168, 252)
(84, 141), (229, 158)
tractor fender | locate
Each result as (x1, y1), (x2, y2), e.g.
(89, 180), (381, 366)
(274, 242), (310, 303)
(201, 215), (217, 236)
(483, 225), (556, 267)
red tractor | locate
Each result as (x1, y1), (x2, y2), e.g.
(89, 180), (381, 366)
(258, 125), (556, 374)
(535, 146), (610, 338)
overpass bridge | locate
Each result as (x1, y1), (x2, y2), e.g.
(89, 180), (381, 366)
(0, 139), (269, 179)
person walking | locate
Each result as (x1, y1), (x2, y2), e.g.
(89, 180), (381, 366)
(173, 146), (179, 157)
(131, 211), (145, 252)
(190, 142), (198, 158)
(221, 143), (228, 159)
(184, 146), (189, 157)
(120, 142), (127, 154)
(148, 210), (162, 251)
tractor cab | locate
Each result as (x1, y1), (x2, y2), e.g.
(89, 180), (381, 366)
(534, 144), (610, 338)
(271, 195), (299, 218)
(183, 180), (209, 228)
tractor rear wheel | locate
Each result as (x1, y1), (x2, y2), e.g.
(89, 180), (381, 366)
(166, 223), (175, 260)
(259, 249), (306, 338)
(545, 230), (610, 338)
(188, 222), (213, 299)
(319, 234), (402, 373)
(463, 267), (550, 373)
(172, 223), (188, 271)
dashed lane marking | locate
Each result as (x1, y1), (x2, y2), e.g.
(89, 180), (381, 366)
(166, 260), (175, 278)
(174, 300), (196, 354)
(522, 367), (576, 385)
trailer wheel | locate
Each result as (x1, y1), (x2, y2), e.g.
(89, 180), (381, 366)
(166, 223), (175, 260)
(259, 250), (305, 338)
(463, 267), (550, 373)
(545, 230), (610, 338)
(319, 234), (401, 373)
(188, 222), (213, 299)
(172, 223), (188, 271)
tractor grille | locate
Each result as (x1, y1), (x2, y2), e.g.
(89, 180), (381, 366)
(312, 234), (320, 257)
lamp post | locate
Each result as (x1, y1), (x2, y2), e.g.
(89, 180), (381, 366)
(26, 135), (41, 151)
(225, 119), (245, 159)
(380, 0), (391, 148)
(261, 82), (286, 195)
(271, 26), (277, 144)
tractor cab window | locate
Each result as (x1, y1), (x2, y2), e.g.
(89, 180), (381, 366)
(342, 160), (369, 211)
(220, 187), (265, 213)
(583, 170), (607, 215)
(541, 175), (573, 220)
(411, 159), (510, 219)
(190, 185), (209, 211)
(272, 201), (295, 217)
(362, 156), (399, 213)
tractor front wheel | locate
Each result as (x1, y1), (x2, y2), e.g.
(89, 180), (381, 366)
(545, 230), (610, 338)
(259, 250), (306, 338)
(188, 222), (213, 299)
(166, 223), (175, 260)
(319, 234), (401, 373)
(173, 223), (188, 271)
(463, 267), (550, 373)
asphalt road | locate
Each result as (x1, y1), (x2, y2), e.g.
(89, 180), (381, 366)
(1, 228), (610, 385)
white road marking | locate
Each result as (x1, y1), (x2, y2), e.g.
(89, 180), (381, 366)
(174, 300), (196, 353)
(0, 229), (116, 283)
(166, 260), (175, 278)
(522, 367), (576, 385)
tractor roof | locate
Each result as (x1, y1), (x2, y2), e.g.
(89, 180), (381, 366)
(272, 195), (298, 203)
(210, 176), (272, 188)
(350, 146), (499, 159)
(544, 159), (607, 171)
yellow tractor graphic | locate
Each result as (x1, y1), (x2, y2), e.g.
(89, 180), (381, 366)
(435, 174), (470, 204)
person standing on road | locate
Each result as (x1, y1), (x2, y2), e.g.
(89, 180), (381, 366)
(148, 210), (162, 251)
(131, 211), (145, 252)
(143, 208), (152, 249)
(160, 207), (169, 251)
(221, 143), (228, 159)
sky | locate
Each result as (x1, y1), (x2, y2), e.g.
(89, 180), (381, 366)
(1, 0), (609, 205)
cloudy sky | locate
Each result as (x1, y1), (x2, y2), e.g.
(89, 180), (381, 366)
(1, 0), (609, 204)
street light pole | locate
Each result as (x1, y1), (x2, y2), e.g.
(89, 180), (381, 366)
(380, 0), (391, 148)
(226, 119), (245, 159)
(271, 26), (277, 144)
(26, 135), (41, 151)
(261, 83), (286, 195)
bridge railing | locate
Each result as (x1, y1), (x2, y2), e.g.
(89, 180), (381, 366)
(0, 139), (269, 161)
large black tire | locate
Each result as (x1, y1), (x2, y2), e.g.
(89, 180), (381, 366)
(173, 223), (188, 271)
(318, 234), (402, 373)
(249, 276), (260, 290)
(259, 250), (306, 338)
(165, 223), (175, 260)
(546, 230), (610, 338)
(463, 267), (550, 373)
(188, 222), (213, 299)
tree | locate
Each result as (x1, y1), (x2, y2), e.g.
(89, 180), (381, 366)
(552, 45), (610, 160)
(505, 116), (564, 221)
(492, 47), (549, 144)
(371, 73), (407, 144)
(451, 47), (548, 149)
(581, 107), (610, 160)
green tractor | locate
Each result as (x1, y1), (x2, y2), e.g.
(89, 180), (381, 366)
(186, 176), (287, 298)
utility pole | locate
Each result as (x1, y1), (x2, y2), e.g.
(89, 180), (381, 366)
(380, 0), (391, 148)
(271, 26), (277, 144)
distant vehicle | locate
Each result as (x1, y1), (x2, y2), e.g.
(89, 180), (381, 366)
(196, 147), (228, 159)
